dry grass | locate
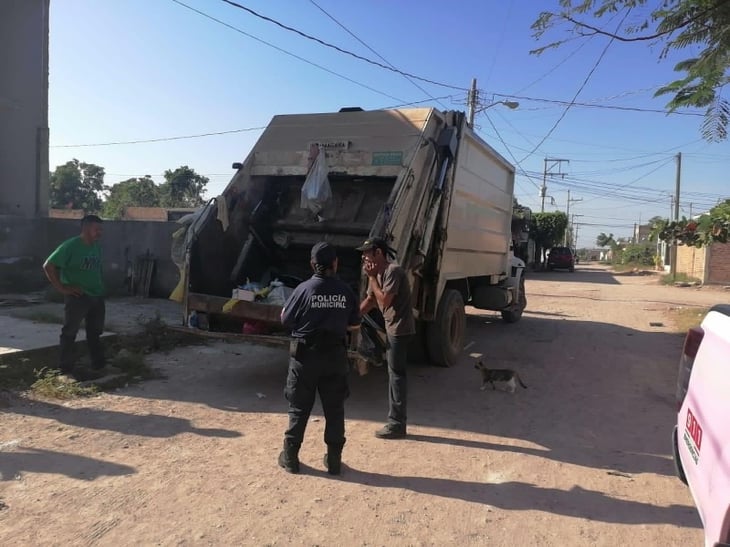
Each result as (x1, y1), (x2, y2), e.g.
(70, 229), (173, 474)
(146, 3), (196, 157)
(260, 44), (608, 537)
(668, 306), (708, 334)
(0, 312), (205, 399)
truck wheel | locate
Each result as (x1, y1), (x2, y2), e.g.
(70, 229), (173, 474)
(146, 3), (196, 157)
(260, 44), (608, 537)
(427, 289), (465, 367)
(501, 277), (526, 324)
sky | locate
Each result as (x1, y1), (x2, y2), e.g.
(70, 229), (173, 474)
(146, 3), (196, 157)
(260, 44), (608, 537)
(48, 0), (730, 247)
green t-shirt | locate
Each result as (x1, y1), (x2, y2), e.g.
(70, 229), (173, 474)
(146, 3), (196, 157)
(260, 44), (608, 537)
(46, 236), (105, 297)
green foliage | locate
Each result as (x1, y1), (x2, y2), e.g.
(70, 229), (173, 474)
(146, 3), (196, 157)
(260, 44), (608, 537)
(159, 166), (209, 208)
(532, 0), (730, 141)
(620, 243), (655, 265)
(530, 211), (568, 263)
(49, 159), (105, 212)
(103, 177), (161, 220)
(650, 198), (730, 246)
(596, 232), (616, 248)
(532, 212), (568, 248)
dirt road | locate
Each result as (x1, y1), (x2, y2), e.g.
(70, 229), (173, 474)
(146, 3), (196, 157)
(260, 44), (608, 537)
(1, 265), (720, 546)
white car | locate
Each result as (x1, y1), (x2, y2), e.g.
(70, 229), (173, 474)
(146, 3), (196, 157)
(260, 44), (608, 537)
(673, 304), (730, 546)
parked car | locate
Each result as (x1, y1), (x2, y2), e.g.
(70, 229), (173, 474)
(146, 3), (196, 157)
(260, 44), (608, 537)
(673, 304), (730, 546)
(547, 246), (575, 272)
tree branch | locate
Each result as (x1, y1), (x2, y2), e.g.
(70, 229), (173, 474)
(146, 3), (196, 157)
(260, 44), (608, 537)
(559, 4), (722, 43)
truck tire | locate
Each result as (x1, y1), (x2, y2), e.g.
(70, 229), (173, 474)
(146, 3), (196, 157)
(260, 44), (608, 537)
(501, 277), (526, 324)
(427, 289), (465, 367)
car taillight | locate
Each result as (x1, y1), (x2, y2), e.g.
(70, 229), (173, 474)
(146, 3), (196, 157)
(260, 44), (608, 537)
(683, 326), (704, 358)
(676, 327), (704, 410)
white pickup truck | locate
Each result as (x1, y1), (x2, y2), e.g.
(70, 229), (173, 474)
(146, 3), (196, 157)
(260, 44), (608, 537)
(673, 304), (730, 547)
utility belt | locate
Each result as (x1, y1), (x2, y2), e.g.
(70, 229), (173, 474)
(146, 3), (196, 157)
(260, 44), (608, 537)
(289, 331), (346, 357)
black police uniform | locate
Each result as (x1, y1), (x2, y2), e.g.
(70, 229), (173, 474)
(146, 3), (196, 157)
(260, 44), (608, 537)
(280, 248), (360, 471)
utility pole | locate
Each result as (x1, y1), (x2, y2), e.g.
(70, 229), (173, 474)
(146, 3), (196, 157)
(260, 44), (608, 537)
(565, 190), (582, 245)
(467, 78), (478, 127)
(540, 158), (569, 212)
(670, 152), (682, 277)
(689, 202), (693, 219)
(570, 214), (584, 249)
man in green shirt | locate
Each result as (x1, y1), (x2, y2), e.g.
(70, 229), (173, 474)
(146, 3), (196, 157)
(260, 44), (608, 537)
(43, 215), (107, 378)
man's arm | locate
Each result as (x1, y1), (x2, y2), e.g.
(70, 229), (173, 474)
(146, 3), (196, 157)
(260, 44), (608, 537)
(280, 287), (304, 330)
(359, 293), (377, 315)
(42, 260), (82, 296)
(368, 274), (396, 310)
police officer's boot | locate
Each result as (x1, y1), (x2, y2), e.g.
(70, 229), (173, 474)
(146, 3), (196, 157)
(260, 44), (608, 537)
(323, 443), (344, 475)
(278, 440), (300, 474)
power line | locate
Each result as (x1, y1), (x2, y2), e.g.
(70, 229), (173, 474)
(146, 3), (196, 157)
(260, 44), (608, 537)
(482, 113), (542, 191)
(492, 93), (704, 117)
(483, 0), (514, 89)
(50, 126), (266, 148)
(517, 11), (629, 162)
(307, 0), (450, 110)
(170, 0), (407, 103)
(380, 95), (456, 109)
(219, 0), (467, 91)
(52, 95), (456, 149)
(513, 39), (592, 95)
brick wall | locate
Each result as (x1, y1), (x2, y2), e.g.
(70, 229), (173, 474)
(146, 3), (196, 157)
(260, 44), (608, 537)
(676, 245), (707, 282)
(708, 243), (730, 284)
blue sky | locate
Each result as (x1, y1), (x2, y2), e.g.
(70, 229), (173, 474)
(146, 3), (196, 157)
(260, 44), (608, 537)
(49, 0), (729, 247)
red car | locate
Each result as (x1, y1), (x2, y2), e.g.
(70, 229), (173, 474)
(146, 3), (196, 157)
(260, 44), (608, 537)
(547, 246), (575, 272)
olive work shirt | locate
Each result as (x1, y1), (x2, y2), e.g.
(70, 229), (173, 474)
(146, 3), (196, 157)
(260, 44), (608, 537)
(369, 263), (415, 337)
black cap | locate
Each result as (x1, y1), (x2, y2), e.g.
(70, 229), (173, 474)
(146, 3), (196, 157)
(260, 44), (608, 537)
(355, 237), (389, 253)
(311, 241), (337, 266)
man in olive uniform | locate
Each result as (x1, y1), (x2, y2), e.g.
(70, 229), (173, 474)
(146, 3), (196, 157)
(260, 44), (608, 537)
(43, 215), (107, 379)
(279, 242), (361, 475)
(358, 237), (415, 440)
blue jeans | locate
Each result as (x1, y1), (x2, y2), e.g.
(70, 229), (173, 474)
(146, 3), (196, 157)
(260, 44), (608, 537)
(387, 334), (411, 429)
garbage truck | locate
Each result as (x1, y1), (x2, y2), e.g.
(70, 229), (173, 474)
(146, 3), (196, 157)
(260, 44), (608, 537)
(178, 107), (526, 369)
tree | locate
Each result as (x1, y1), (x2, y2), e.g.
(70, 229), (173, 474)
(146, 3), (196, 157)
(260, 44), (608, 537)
(49, 159), (105, 212)
(532, 1), (730, 141)
(531, 211), (569, 264)
(103, 177), (161, 220)
(159, 166), (209, 208)
(651, 198), (730, 246)
(596, 232), (616, 248)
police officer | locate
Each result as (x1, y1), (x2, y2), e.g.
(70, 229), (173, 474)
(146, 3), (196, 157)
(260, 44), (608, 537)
(279, 242), (361, 475)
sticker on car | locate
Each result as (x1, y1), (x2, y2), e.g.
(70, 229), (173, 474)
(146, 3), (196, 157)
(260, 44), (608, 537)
(683, 408), (703, 464)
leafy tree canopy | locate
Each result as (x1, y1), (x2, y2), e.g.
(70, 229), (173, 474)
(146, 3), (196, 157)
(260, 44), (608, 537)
(651, 198), (730, 246)
(49, 159), (104, 212)
(103, 177), (161, 220)
(532, 0), (730, 141)
(159, 166), (209, 208)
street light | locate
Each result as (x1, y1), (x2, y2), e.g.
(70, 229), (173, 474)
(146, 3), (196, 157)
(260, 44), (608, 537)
(468, 99), (519, 126)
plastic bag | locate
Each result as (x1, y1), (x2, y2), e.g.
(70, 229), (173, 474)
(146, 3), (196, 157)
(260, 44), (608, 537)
(300, 147), (332, 215)
(264, 285), (293, 306)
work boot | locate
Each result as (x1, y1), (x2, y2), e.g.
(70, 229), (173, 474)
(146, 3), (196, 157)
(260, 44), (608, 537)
(375, 424), (406, 439)
(278, 441), (300, 474)
(323, 443), (345, 475)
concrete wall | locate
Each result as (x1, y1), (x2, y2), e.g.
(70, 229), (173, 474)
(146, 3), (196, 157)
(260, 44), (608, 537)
(0, 216), (180, 297)
(676, 245), (708, 283)
(0, 0), (50, 217)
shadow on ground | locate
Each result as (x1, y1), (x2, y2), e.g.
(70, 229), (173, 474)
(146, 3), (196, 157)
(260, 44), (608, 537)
(333, 468), (699, 527)
(0, 447), (136, 481)
(529, 266), (620, 285)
